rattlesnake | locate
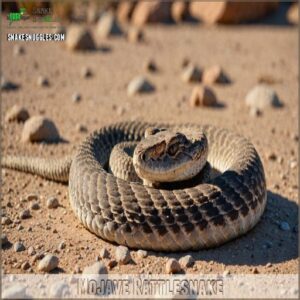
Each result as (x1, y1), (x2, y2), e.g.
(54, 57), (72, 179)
(2, 121), (267, 251)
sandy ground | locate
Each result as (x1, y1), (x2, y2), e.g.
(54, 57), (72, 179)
(1, 17), (298, 276)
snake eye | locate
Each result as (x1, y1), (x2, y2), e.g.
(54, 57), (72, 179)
(167, 143), (179, 156)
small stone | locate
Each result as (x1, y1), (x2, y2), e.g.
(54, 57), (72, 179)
(1, 76), (19, 91)
(2, 216), (12, 225)
(115, 245), (131, 265)
(26, 194), (38, 201)
(38, 254), (59, 272)
(203, 65), (230, 85)
(181, 64), (202, 83)
(165, 258), (181, 274)
(97, 12), (123, 39)
(28, 246), (36, 256)
(30, 202), (40, 210)
(19, 209), (31, 219)
(179, 255), (194, 268)
(37, 76), (49, 87)
(266, 263), (272, 268)
(76, 124), (88, 133)
(5, 105), (30, 123)
(82, 262), (108, 274)
(127, 27), (144, 43)
(14, 241), (25, 252)
(144, 59), (157, 72)
(17, 225), (24, 231)
(223, 269), (231, 276)
(32, 252), (45, 263)
(136, 250), (148, 259)
(81, 67), (92, 78)
(279, 221), (290, 231)
(58, 241), (66, 250)
(13, 45), (25, 56)
(99, 248), (110, 259)
(1, 234), (9, 246)
(72, 92), (81, 103)
(127, 76), (155, 96)
(290, 161), (297, 169)
(21, 261), (31, 270)
(249, 107), (262, 117)
(107, 260), (117, 270)
(47, 197), (59, 209)
(189, 86), (218, 107)
(181, 57), (190, 68)
(65, 25), (96, 51)
(267, 152), (277, 161)
(245, 84), (282, 110)
(252, 267), (259, 274)
(22, 116), (60, 143)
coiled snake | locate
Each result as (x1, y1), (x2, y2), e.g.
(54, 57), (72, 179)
(2, 121), (267, 251)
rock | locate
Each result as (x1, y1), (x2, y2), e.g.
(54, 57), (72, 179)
(171, 0), (189, 22)
(117, 0), (137, 23)
(37, 76), (49, 87)
(47, 197), (59, 209)
(136, 250), (148, 259)
(38, 254), (59, 272)
(21, 261), (31, 270)
(189, 86), (218, 107)
(165, 258), (181, 274)
(28, 246), (36, 256)
(72, 92), (82, 103)
(19, 209), (31, 219)
(144, 59), (157, 72)
(1, 234), (9, 246)
(13, 45), (25, 56)
(181, 64), (202, 83)
(14, 241), (25, 252)
(179, 255), (194, 268)
(30, 202), (40, 210)
(17, 224), (24, 231)
(65, 25), (96, 51)
(266, 262), (272, 268)
(245, 84), (282, 110)
(83, 262), (108, 274)
(127, 27), (144, 43)
(99, 248), (110, 259)
(81, 67), (92, 78)
(2, 216), (12, 225)
(202, 65), (230, 85)
(76, 124), (88, 133)
(1, 76), (19, 91)
(97, 12), (123, 39)
(115, 245), (131, 264)
(190, 2), (278, 24)
(5, 105), (29, 123)
(287, 3), (298, 25)
(2, 285), (27, 299)
(132, 1), (172, 26)
(127, 76), (155, 96)
(22, 116), (60, 143)
(267, 152), (277, 161)
(27, 194), (39, 201)
(58, 241), (66, 250)
(252, 267), (259, 274)
(290, 161), (297, 169)
(279, 221), (290, 231)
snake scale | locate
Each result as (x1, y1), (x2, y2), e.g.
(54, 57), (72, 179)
(2, 121), (267, 251)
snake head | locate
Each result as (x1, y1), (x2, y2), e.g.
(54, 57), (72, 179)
(133, 128), (208, 183)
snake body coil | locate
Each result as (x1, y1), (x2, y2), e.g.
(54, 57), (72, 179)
(2, 121), (267, 251)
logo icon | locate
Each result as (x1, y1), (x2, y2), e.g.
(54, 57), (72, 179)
(7, 7), (29, 25)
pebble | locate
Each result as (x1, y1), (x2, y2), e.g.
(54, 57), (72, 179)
(99, 248), (110, 259)
(1, 234), (9, 246)
(19, 209), (31, 219)
(5, 105), (30, 123)
(245, 84), (282, 110)
(81, 67), (92, 78)
(144, 59), (157, 72)
(30, 202), (40, 210)
(37, 76), (49, 87)
(115, 245), (131, 264)
(127, 26), (144, 43)
(47, 197), (59, 209)
(14, 241), (25, 252)
(72, 92), (81, 103)
(1, 76), (19, 91)
(181, 57), (190, 68)
(17, 225), (24, 231)
(58, 241), (66, 250)
(252, 267), (259, 274)
(65, 25), (96, 51)
(136, 250), (148, 259)
(165, 258), (181, 274)
(279, 221), (290, 231)
(179, 255), (194, 268)
(127, 76), (155, 96)
(28, 246), (36, 256)
(267, 152), (277, 161)
(181, 64), (202, 83)
(2, 216), (12, 225)
(202, 65), (230, 84)
(290, 161), (297, 169)
(27, 194), (38, 201)
(37, 254), (59, 272)
(21, 116), (60, 143)
(21, 261), (31, 271)
(83, 261), (108, 274)
(13, 45), (25, 56)
(107, 260), (117, 270)
(76, 124), (88, 133)
(97, 12), (123, 38)
(189, 86), (218, 107)
(266, 262), (272, 268)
